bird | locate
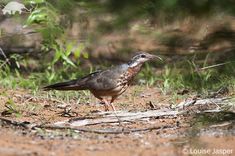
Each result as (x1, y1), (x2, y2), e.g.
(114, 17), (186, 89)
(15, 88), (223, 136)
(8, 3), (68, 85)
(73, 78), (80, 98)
(43, 52), (162, 111)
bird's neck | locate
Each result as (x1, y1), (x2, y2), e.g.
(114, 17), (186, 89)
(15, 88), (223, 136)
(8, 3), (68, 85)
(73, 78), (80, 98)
(128, 60), (144, 68)
(126, 61), (144, 79)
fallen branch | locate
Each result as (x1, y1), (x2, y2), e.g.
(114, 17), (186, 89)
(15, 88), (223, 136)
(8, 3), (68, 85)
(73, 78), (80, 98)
(35, 124), (177, 134)
(0, 117), (29, 128)
(54, 109), (182, 127)
(54, 97), (234, 128)
(176, 97), (231, 109)
(0, 117), (177, 134)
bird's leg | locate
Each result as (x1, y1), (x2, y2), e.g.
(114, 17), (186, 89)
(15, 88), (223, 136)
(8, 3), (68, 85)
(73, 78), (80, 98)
(94, 95), (110, 112)
(101, 98), (110, 111)
(110, 103), (116, 111)
(110, 98), (117, 112)
(110, 96), (123, 125)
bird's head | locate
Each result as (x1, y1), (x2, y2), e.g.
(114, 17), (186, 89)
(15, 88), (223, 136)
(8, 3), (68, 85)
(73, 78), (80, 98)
(128, 52), (162, 67)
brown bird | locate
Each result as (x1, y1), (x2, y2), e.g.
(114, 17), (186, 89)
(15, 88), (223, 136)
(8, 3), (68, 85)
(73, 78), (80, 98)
(43, 52), (162, 111)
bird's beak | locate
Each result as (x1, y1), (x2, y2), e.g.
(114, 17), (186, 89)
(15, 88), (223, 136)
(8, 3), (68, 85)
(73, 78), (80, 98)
(149, 54), (163, 61)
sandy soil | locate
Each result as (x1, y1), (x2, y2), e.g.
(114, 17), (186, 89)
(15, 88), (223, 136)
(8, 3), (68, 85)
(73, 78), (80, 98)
(0, 87), (234, 156)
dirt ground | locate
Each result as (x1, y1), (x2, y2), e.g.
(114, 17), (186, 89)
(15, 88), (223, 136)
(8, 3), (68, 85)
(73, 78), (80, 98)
(0, 87), (234, 156)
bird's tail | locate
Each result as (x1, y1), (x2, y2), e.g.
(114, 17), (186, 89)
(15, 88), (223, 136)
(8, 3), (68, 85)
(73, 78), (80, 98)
(43, 79), (85, 91)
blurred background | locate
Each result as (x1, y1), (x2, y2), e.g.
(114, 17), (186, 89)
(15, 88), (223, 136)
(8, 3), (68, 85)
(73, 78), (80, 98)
(0, 0), (235, 95)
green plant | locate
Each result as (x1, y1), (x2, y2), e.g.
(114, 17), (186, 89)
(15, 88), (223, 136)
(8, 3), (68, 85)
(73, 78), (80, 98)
(138, 63), (159, 86)
(159, 54), (235, 95)
(159, 65), (184, 94)
(2, 99), (22, 117)
(25, 0), (87, 64)
(0, 0), (90, 93)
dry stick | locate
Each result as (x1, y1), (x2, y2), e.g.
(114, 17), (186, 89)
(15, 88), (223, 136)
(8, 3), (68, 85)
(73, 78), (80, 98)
(68, 116), (138, 126)
(64, 109), (181, 127)
(0, 117), (29, 128)
(0, 47), (10, 69)
(197, 62), (232, 71)
(0, 117), (177, 134)
(176, 97), (230, 109)
(34, 124), (177, 134)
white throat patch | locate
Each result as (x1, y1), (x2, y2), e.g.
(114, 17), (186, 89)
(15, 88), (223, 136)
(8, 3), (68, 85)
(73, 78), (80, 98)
(129, 61), (139, 68)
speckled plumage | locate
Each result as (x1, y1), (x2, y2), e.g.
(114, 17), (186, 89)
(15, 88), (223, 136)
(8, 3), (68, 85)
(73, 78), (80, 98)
(44, 52), (162, 111)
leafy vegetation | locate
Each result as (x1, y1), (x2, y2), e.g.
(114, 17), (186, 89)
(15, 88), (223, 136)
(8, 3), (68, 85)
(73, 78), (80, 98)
(0, 0), (88, 92)
(160, 59), (235, 94)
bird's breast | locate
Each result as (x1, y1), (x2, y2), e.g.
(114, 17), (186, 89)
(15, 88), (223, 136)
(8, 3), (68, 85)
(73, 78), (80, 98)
(126, 65), (142, 81)
(115, 65), (142, 91)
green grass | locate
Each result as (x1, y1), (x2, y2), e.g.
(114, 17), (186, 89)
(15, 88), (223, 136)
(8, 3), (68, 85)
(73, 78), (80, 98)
(158, 57), (235, 95)
(0, 54), (234, 99)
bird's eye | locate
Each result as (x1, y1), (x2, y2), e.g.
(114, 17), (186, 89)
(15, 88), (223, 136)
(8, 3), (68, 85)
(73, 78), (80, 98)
(140, 54), (146, 58)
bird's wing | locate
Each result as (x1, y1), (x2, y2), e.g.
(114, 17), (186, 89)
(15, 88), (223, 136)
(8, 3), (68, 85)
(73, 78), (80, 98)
(43, 64), (129, 91)
(86, 64), (129, 91)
